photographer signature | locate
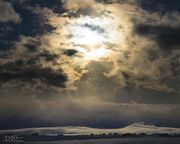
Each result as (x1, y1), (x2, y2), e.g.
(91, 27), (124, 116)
(1, 135), (24, 143)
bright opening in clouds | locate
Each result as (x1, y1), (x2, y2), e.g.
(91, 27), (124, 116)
(62, 16), (124, 61)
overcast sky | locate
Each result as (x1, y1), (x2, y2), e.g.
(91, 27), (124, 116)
(0, 0), (180, 130)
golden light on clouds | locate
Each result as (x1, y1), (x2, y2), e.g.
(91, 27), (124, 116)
(4, 0), (177, 93)
(42, 3), (132, 89)
(63, 16), (124, 61)
(26, 1), (139, 90)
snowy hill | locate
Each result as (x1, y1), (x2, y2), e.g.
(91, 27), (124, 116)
(0, 123), (180, 136)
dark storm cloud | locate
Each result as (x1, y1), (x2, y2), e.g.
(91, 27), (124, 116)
(14, 7), (55, 37)
(135, 24), (180, 50)
(137, 0), (180, 13)
(0, 60), (67, 88)
(0, 0), (67, 89)
(63, 49), (78, 57)
(96, 0), (180, 13)
(0, 0), (58, 59)
(10, 0), (65, 14)
(0, 22), (19, 57)
(23, 39), (41, 52)
(38, 51), (59, 61)
(0, 46), (67, 88)
(95, 0), (180, 51)
(0, 0), (21, 56)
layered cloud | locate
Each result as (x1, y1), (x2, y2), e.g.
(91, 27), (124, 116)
(0, 89), (180, 129)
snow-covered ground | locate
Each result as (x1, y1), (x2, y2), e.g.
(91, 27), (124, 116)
(0, 123), (180, 136)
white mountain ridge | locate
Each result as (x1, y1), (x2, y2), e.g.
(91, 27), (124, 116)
(0, 123), (180, 135)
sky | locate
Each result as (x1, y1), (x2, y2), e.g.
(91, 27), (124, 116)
(0, 0), (180, 130)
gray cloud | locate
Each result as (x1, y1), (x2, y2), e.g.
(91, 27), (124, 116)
(0, 0), (21, 23)
(0, 62), (67, 87)
(0, 60), (67, 88)
(0, 89), (180, 128)
(134, 25), (180, 50)
(0, 35), (67, 88)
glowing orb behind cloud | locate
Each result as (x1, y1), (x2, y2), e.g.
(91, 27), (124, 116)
(64, 16), (123, 61)
(69, 24), (107, 45)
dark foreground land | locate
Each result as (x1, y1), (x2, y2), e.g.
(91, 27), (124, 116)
(0, 134), (180, 144)
(1, 137), (180, 144)
(28, 137), (180, 144)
